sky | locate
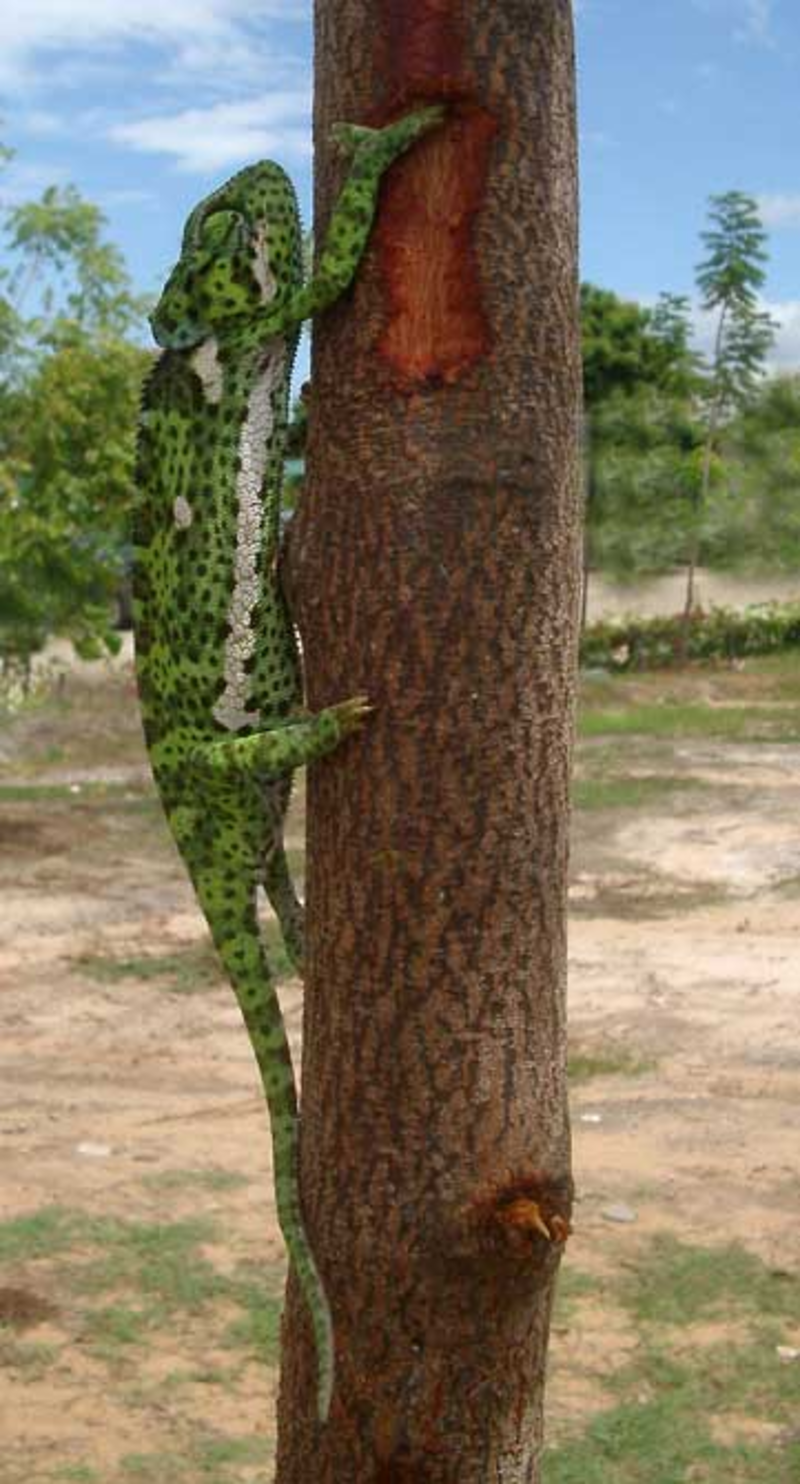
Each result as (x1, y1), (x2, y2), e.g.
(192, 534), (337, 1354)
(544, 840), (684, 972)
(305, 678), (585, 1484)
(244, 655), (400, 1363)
(0, 0), (798, 371)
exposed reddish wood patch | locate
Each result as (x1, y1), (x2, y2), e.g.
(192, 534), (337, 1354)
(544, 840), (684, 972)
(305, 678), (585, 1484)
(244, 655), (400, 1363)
(376, 105), (496, 385)
(372, 0), (496, 385)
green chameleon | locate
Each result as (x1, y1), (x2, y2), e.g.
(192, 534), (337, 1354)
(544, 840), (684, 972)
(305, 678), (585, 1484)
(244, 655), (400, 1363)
(132, 105), (444, 1422)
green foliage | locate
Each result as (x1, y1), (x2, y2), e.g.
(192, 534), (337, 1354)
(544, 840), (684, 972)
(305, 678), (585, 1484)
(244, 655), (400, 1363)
(581, 601), (800, 672)
(710, 374), (800, 570)
(0, 144), (149, 681)
(587, 384), (705, 576)
(581, 287), (703, 587)
(581, 284), (697, 408)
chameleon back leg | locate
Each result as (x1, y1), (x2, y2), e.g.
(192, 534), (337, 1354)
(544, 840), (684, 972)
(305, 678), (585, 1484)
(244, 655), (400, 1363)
(191, 846), (334, 1421)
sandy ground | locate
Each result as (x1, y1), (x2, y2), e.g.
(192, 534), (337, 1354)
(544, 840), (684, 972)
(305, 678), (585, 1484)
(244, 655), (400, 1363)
(586, 566), (800, 621)
(0, 653), (799, 1480)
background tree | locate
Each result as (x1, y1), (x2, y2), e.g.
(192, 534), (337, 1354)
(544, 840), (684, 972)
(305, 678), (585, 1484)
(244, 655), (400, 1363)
(706, 372), (800, 572)
(685, 190), (776, 615)
(280, 0), (580, 1476)
(0, 151), (149, 686)
(580, 285), (698, 621)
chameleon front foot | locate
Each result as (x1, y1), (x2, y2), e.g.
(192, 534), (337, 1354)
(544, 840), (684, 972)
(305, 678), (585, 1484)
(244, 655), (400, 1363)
(330, 105), (446, 163)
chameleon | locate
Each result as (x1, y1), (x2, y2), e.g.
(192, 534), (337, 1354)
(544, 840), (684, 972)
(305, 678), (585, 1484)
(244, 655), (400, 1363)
(132, 104), (445, 1423)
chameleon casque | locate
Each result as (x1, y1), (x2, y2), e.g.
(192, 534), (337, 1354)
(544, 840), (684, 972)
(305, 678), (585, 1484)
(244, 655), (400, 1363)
(132, 104), (444, 1422)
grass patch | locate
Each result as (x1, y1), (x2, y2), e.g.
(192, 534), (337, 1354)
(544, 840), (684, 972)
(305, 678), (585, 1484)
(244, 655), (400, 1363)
(71, 1216), (227, 1318)
(553, 1266), (603, 1325)
(75, 919), (294, 995)
(545, 1381), (719, 1482)
(0, 781), (151, 804)
(52, 1469), (102, 1484)
(120, 1433), (270, 1483)
(573, 774), (704, 811)
(1, 1204), (287, 1372)
(578, 700), (800, 742)
(568, 1045), (654, 1083)
(619, 1235), (800, 1327)
(81, 1304), (152, 1349)
(141, 1168), (250, 1195)
(0, 1206), (82, 1263)
(221, 1278), (283, 1364)
(547, 1238), (800, 1482)
(74, 945), (223, 995)
(0, 1332), (58, 1374)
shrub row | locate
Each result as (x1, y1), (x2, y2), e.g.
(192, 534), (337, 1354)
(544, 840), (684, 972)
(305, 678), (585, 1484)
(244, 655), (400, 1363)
(580, 600), (800, 671)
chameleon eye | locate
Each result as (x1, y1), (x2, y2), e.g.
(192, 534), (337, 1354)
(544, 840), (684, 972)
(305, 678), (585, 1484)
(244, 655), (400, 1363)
(198, 209), (245, 252)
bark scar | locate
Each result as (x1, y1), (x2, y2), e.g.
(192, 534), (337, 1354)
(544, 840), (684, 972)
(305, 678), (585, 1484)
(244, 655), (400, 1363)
(468, 1172), (573, 1256)
(374, 100), (497, 386)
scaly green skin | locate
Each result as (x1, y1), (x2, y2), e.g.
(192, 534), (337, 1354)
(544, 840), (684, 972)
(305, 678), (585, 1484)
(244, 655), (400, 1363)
(132, 105), (444, 1422)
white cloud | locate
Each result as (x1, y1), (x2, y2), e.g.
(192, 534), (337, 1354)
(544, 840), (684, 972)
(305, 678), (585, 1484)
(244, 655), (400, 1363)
(733, 0), (775, 45)
(0, 2), (306, 92)
(110, 93), (312, 173)
(763, 300), (800, 371)
(757, 193), (800, 230)
(692, 0), (776, 47)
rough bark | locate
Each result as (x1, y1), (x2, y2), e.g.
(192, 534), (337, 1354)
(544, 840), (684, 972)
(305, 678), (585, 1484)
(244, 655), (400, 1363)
(279, 1), (581, 1478)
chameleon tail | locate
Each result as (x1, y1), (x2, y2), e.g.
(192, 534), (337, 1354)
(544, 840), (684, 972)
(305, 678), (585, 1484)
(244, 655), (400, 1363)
(193, 869), (334, 1421)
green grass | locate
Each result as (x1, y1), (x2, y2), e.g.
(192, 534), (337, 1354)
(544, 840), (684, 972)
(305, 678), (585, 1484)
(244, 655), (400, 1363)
(81, 1304), (153, 1349)
(578, 700), (800, 741)
(0, 781), (151, 804)
(548, 1342), (800, 1483)
(620, 1235), (800, 1327)
(74, 946), (223, 994)
(52, 1469), (102, 1484)
(568, 1045), (654, 1083)
(0, 1206), (82, 1262)
(573, 774), (704, 810)
(141, 1168), (250, 1195)
(546, 1239), (800, 1483)
(75, 919), (294, 994)
(70, 1216), (227, 1319)
(0, 1204), (287, 1383)
(221, 1279), (282, 1364)
(119, 1433), (271, 1483)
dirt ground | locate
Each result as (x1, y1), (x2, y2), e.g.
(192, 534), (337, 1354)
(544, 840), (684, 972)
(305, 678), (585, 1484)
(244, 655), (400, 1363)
(0, 647), (799, 1481)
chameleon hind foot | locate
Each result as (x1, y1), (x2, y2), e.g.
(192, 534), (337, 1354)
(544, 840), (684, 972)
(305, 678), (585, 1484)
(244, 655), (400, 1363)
(328, 694), (373, 739)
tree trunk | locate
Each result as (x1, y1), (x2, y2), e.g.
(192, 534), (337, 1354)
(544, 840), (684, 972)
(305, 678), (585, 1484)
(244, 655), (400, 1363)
(280, 1), (581, 1478)
(683, 305), (728, 625)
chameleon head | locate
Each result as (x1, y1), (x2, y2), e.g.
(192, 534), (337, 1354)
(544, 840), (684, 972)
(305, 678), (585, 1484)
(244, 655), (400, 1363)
(150, 160), (304, 351)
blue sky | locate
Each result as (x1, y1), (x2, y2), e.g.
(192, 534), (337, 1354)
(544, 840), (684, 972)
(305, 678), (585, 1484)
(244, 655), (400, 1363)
(1, 0), (798, 369)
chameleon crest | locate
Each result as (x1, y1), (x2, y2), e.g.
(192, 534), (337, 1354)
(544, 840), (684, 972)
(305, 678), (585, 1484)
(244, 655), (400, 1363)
(133, 105), (444, 1422)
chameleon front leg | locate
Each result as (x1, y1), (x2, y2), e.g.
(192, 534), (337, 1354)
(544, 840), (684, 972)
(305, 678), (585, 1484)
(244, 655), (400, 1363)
(273, 104), (445, 329)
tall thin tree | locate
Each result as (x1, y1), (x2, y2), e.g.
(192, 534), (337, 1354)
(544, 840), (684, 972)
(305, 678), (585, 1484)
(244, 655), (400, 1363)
(281, 1), (581, 1476)
(685, 191), (776, 616)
